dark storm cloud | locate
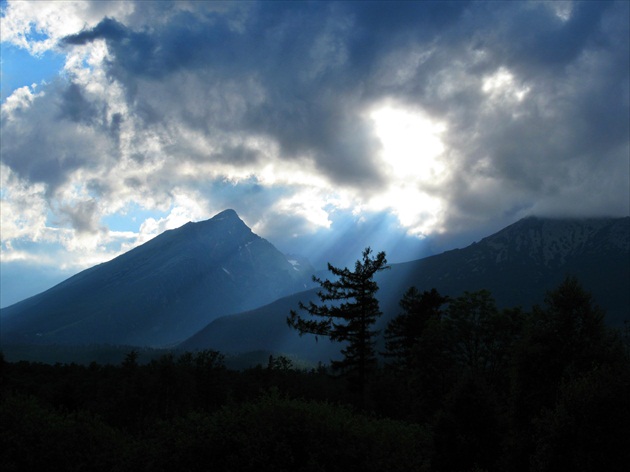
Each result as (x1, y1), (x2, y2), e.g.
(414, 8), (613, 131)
(56, 199), (100, 234)
(62, 17), (128, 46)
(58, 83), (99, 124)
(211, 144), (260, 165)
(424, 1), (629, 225)
(63, 13), (244, 79)
(339, 0), (471, 69)
(56, 2), (475, 190)
(2, 80), (118, 194)
(499, 1), (613, 70)
(60, 4), (392, 188)
(5, 0), (628, 241)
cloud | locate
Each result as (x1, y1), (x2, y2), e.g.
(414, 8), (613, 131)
(55, 199), (101, 234)
(1, 0), (628, 278)
(1, 80), (116, 192)
(499, 1), (613, 70)
(0, 164), (49, 243)
(62, 17), (128, 46)
(0, 1), (134, 54)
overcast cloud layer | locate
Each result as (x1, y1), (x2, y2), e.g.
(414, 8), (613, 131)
(1, 1), (629, 305)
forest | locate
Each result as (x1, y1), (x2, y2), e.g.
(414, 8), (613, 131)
(2, 262), (629, 471)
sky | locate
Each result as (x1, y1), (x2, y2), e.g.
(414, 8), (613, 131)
(1, 0), (629, 307)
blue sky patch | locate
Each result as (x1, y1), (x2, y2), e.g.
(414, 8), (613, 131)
(1, 43), (65, 102)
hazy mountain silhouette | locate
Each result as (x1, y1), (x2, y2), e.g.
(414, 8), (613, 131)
(1, 210), (314, 347)
(180, 216), (629, 361)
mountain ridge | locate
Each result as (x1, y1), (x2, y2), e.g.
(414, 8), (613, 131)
(477, 216), (629, 265)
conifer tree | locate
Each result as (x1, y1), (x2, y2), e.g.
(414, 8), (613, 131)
(384, 287), (449, 370)
(287, 247), (388, 393)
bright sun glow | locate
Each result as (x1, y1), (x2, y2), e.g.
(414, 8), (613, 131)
(369, 104), (447, 235)
(371, 106), (446, 181)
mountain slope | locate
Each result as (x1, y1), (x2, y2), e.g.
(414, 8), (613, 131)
(180, 288), (341, 363)
(388, 216), (629, 323)
(1, 209), (313, 347)
(180, 216), (629, 361)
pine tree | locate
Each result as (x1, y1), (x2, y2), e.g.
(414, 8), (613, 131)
(287, 247), (388, 393)
(384, 287), (449, 370)
(509, 276), (616, 471)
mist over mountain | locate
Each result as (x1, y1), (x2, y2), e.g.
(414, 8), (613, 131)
(180, 216), (629, 361)
(0, 210), (314, 347)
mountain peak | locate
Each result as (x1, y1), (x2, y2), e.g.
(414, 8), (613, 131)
(175, 209), (250, 237)
(212, 209), (240, 220)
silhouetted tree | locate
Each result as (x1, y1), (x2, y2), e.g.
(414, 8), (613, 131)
(509, 276), (619, 471)
(512, 277), (610, 415)
(531, 364), (630, 472)
(287, 247), (388, 396)
(444, 289), (500, 375)
(384, 287), (449, 370)
(432, 373), (503, 472)
(122, 349), (139, 369)
(443, 290), (525, 387)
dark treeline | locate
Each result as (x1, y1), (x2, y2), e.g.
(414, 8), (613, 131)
(2, 276), (630, 471)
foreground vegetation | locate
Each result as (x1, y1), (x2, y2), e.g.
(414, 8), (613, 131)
(2, 276), (629, 471)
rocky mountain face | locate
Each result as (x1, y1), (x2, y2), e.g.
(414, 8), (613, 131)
(0, 210), (314, 347)
(180, 216), (629, 361)
(389, 216), (629, 324)
(468, 216), (628, 268)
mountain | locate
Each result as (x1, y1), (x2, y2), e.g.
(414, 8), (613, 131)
(0, 209), (314, 347)
(180, 216), (629, 361)
(386, 216), (630, 324)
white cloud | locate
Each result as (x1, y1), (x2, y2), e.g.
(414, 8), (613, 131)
(0, 164), (49, 243)
(1, 84), (43, 119)
(136, 192), (210, 241)
(482, 67), (531, 103)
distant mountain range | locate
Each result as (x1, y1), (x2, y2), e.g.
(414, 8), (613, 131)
(2, 211), (628, 364)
